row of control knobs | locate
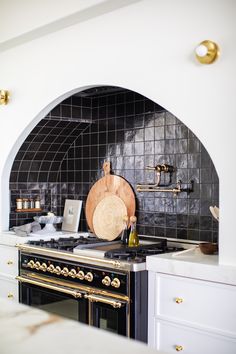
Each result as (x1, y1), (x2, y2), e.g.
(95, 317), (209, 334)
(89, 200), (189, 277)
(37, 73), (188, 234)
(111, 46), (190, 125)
(26, 260), (120, 288)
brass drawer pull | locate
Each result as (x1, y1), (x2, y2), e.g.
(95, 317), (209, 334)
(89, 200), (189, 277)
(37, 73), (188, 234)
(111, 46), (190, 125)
(7, 293), (14, 299)
(175, 345), (184, 351)
(7, 260), (14, 265)
(175, 297), (183, 304)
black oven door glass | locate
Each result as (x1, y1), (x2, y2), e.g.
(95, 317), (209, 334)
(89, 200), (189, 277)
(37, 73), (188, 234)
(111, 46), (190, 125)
(92, 302), (127, 336)
(20, 283), (88, 323)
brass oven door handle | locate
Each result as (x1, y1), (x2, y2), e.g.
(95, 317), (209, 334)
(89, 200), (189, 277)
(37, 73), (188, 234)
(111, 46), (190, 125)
(84, 294), (125, 308)
(16, 276), (82, 298)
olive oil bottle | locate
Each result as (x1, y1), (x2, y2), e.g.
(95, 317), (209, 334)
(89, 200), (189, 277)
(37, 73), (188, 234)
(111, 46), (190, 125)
(128, 216), (139, 247)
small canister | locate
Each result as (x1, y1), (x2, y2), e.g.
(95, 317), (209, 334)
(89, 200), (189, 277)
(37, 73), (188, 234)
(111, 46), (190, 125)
(22, 198), (29, 209)
(34, 196), (41, 209)
(29, 198), (34, 209)
(16, 198), (23, 210)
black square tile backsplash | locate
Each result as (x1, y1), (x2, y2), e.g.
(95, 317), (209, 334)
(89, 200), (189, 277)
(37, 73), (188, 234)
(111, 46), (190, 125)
(9, 86), (219, 242)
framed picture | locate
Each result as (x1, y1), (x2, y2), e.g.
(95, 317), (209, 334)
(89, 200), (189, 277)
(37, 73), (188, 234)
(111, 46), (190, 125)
(62, 199), (83, 232)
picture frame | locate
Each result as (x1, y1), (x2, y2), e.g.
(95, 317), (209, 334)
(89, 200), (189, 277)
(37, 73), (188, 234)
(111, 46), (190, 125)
(61, 199), (83, 232)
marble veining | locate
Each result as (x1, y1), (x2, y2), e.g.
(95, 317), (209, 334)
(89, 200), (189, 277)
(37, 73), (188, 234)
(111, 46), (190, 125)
(0, 299), (164, 354)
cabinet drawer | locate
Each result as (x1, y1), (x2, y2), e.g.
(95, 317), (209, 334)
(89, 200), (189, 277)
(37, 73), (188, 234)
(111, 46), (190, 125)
(0, 276), (18, 302)
(155, 319), (236, 354)
(0, 245), (18, 276)
(155, 274), (236, 334)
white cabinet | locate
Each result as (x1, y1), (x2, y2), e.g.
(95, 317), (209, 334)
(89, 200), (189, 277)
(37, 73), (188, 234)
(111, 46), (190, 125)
(0, 245), (18, 277)
(0, 244), (19, 302)
(148, 272), (236, 354)
(0, 274), (18, 301)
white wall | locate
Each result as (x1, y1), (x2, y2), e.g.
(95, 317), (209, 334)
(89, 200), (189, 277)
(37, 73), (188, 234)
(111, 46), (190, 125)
(0, 0), (235, 265)
(0, 0), (104, 43)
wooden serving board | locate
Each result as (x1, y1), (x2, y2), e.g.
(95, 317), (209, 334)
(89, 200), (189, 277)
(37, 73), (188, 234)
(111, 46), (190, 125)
(85, 161), (136, 233)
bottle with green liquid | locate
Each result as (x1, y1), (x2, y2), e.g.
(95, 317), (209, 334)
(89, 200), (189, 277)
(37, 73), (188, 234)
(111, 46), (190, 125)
(128, 216), (139, 247)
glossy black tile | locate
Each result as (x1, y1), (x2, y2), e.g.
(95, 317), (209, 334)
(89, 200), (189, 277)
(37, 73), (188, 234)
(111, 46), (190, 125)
(9, 86), (219, 242)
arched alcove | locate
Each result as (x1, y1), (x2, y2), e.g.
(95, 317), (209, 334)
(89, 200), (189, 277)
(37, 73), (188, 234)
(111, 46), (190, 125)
(8, 85), (219, 242)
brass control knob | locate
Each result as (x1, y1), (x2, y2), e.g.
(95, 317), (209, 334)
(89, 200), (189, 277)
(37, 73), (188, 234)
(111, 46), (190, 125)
(84, 272), (93, 282)
(68, 269), (77, 278)
(39, 263), (47, 272)
(53, 266), (61, 275)
(175, 345), (184, 351)
(34, 261), (41, 270)
(27, 260), (35, 268)
(111, 278), (121, 289)
(175, 297), (184, 304)
(47, 264), (55, 273)
(102, 276), (111, 287)
(61, 267), (69, 277)
(77, 270), (85, 280)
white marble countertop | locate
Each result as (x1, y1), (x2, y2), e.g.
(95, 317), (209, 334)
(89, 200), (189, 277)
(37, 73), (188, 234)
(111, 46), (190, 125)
(147, 247), (236, 286)
(0, 298), (165, 354)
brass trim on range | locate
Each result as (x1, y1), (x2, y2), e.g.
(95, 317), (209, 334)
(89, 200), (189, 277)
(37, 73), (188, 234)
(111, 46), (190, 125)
(17, 272), (130, 302)
(84, 294), (124, 309)
(17, 244), (122, 269)
(16, 275), (82, 298)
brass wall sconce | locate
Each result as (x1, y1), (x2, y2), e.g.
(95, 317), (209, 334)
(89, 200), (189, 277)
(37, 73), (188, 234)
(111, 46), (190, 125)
(0, 90), (10, 105)
(195, 40), (220, 64)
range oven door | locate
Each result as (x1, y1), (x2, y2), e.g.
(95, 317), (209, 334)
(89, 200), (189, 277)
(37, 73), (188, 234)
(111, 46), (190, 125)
(17, 275), (129, 337)
(17, 275), (88, 323)
(85, 294), (129, 337)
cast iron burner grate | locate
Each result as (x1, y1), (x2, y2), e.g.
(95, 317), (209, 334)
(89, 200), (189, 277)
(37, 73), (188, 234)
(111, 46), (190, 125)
(104, 240), (184, 263)
(27, 236), (107, 252)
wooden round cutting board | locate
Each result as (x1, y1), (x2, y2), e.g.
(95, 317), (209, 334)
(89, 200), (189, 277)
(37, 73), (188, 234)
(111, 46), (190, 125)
(85, 161), (136, 233)
(92, 195), (127, 240)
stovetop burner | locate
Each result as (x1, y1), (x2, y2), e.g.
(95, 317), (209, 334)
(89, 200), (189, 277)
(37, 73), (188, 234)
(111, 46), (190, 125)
(27, 236), (107, 252)
(104, 240), (184, 263)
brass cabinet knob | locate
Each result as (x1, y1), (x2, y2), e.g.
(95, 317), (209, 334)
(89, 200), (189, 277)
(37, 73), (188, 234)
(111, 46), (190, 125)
(102, 276), (111, 286)
(84, 272), (93, 282)
(68, 269), (77, 278)
(53, 266), (61, 275)
(27, 260), (35, 268)
(61, 267), (69, 276)
(47, 264), (55, 273)
(7, 260), (14, 265)
(111, 278), (121, 288)
(39, 263), (47, 272)
(77, 270), (85, 280)
(7, 293), (14, 299)
(175, 297), (184, 304)
(175, 345), (184, 351)
(34, 261), (41, 270)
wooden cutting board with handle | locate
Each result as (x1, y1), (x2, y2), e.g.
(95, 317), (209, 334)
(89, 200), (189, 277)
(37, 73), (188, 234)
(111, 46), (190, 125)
(85, 161), (136, 234)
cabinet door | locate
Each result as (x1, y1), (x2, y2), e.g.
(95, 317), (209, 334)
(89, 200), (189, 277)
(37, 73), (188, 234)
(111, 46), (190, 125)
(0, 276), (18, 302)
(0, 245), (18, 276)
(155, 319), (236, 354)
(154, 273), (236, 334)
